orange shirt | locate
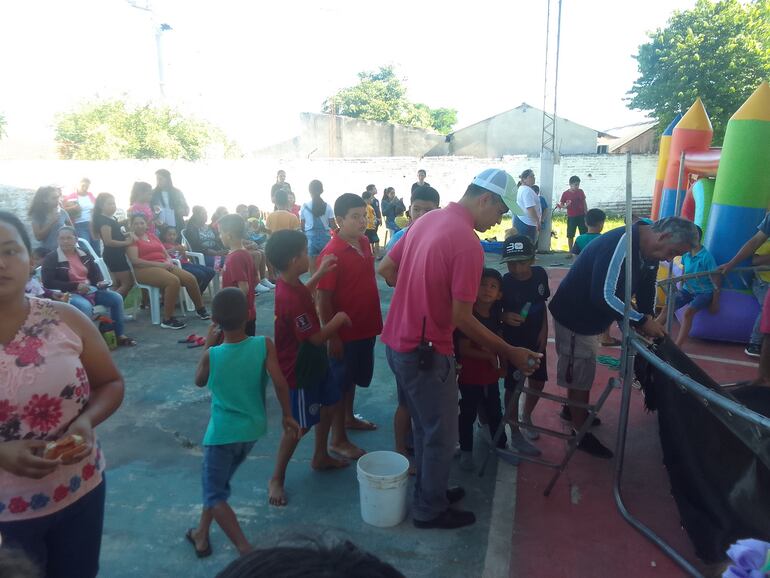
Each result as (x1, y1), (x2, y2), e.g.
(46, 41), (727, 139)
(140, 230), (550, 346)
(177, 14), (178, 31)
(266, 210), (300, 233)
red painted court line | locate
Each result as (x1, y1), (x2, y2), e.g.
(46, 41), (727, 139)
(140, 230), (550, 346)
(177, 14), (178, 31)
(510, 268), (756, 578)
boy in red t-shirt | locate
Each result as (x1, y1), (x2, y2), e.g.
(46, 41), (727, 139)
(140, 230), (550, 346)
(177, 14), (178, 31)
(455, 268), (508, 471)
(317, 193), (383, 460)
(218, 214), (258, 336)
(265, 229), (351, 507)
(557, 175), (588, 253)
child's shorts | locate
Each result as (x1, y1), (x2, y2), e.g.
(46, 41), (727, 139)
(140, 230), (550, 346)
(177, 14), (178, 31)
(504, 347), (548, 389)
(554, 319), (598, 391)
(202, 441), (256, 508)
(365, 229), (379, 244)
(329, 337), (376, 391)
(290, 371), (342, 430)
(674, 290), (713, 311)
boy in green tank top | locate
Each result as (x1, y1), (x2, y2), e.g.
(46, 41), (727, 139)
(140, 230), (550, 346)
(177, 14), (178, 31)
(185, 288), (300, 558)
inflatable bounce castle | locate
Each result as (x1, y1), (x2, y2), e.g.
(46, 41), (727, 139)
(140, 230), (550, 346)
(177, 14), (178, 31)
(650, 82), (770, 343)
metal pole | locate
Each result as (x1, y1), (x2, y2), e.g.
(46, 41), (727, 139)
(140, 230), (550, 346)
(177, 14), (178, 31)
(613, 152), (704, 578)
(665, 151), (688, 332)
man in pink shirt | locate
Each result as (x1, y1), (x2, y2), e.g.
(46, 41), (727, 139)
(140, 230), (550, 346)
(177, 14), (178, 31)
(381, 168), (541, 529)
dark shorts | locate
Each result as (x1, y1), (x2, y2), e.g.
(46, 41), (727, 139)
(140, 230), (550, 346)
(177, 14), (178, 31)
(567, 215), (587, 238)
(329, 337), (376, 391)
(365, 229), (379, 244)
(290, 370), (342, 429)
(504, 347), (548, 389)
(674, 290), (713, 311)
(202, 441), (255, 508)
(103, 249), (130, 273)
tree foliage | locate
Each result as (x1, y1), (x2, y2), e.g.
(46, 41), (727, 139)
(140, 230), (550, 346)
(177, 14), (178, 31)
(323, 66), (458, 134)
(628, 0), (770, 144)
(0, 112), (6, 140)
(55, 99), (238, 160)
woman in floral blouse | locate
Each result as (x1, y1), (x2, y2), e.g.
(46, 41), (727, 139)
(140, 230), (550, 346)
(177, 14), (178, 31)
(0, 211), (125, 578)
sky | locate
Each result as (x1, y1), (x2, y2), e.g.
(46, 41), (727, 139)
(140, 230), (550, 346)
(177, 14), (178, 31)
(0, 0), (698, 153)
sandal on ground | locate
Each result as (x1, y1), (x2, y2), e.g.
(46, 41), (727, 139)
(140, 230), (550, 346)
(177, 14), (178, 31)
(187, 337), (206, 349)
(185, 528), (212, 558)
(178, 334), (199, 344)
(117, 336), (137, 347)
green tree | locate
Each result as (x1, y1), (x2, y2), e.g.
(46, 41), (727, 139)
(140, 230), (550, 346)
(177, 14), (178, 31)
(55, 99), (239, 160)
(628, 0), (770, 143)
(0, 112), (6, 140)
(323, 66), (457, 134)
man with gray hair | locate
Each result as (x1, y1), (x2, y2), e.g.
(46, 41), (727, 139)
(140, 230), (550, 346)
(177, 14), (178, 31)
(548, 216), (698, 458)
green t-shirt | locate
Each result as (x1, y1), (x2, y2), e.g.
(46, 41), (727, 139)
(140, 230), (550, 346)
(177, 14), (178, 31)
(573, 232), (602, 255)
(203, 336), (268, 446)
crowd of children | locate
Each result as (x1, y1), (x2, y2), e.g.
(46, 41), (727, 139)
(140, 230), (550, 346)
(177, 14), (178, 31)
(14, 167), (749, 568)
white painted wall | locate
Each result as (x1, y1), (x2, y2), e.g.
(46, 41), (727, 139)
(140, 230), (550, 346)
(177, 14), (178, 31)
(0, 154), (657, 227)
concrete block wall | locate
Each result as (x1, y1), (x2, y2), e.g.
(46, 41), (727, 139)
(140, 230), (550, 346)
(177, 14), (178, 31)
(0, 154), (657, 230)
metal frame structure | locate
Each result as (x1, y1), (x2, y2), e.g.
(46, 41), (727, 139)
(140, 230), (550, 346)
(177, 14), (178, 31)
(613, 153), (770, 578)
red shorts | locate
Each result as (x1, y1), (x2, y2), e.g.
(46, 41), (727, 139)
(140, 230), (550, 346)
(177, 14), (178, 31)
(761, 289), (770, 334)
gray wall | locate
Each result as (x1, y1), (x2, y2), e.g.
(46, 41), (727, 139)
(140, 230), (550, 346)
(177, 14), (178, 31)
(426, 106), (598, 157)
(256, 113), (445, 158)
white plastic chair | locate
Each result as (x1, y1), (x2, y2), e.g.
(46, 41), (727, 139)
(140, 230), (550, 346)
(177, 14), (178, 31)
(181, 229), (220, 296)
(126, 260), (187, 325)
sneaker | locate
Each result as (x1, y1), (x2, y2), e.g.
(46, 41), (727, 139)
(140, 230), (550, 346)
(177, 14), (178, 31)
(260, 279), (276, 289)
(745, 343), (761, 358)
(509, 431), (541, 457)
(560, 405), (602, 427)
(575, 431), (614, 459)
(459, 451), (475, 471)
(520, 417), (540, 440)
(161, 317), (187, 330)
(255, 284), (271, 294)
(196, 308), (211, 320)
(413, 508), (476, 529)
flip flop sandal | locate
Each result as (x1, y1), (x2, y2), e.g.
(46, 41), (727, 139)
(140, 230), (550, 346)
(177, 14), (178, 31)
(185, 528), (212, 558)
(178, 334), (198, 344)
(117, 336), (137, 347)
(187, 337), (206, 349)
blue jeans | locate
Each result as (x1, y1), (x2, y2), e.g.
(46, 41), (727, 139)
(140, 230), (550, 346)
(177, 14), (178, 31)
(202, 442), (255, 508)
(305, 229), (331, 256)
(386, 346), (458, 521)
(69, 289), (126, 336)
(751, 278), (770, 346)
(75, 222), (100, 256)
(514, 215), (538, 243)
(181, 263), (216, 293)
(0, 480), (105, 578)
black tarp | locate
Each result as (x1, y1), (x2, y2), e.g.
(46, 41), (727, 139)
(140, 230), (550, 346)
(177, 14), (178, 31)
(634, 337), (770, 564)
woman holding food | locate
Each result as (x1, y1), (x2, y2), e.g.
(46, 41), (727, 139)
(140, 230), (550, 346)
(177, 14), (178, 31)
(0, 211), (125, 578)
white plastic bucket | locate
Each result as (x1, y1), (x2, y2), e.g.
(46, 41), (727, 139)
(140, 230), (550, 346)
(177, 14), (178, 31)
(356, 451), (410, 527)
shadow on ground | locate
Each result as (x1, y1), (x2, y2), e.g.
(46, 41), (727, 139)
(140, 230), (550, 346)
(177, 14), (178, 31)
(99, 263), (504, 578)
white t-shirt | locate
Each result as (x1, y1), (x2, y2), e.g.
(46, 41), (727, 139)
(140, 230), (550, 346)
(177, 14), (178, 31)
(516, 185), (542, 227)
(300, 202), (335, 232)
(76, 195), (94, 224)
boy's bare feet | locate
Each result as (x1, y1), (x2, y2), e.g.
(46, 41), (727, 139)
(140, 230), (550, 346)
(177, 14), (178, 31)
(311, 454), (349, 470)
(268, 478), (288, 507)
(345, 415), (378, 431)
(330, 441), (366, 459)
